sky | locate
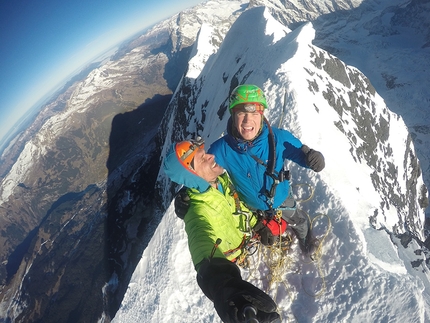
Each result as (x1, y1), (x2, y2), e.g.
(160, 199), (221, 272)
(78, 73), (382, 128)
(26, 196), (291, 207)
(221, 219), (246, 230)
(0, 0), (204, 143)
(111, 4), (430, 322)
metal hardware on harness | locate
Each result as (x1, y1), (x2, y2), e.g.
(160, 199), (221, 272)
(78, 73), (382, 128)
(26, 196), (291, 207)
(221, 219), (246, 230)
(256, 209), (282, 221)
(209, 238), (222, 261)
(250, 153), (290, 200)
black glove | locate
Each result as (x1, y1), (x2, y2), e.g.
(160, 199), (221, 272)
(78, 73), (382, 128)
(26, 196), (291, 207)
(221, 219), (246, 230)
(253, 221), (275, 246)
(301, 144), (325, 172)
(221, 280), (281, 323)
(174, 186), (190, 219)
(197, 258), (280, 323)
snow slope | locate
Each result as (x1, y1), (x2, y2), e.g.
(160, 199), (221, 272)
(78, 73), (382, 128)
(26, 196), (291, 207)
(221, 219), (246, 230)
(112, 4), (429, 323)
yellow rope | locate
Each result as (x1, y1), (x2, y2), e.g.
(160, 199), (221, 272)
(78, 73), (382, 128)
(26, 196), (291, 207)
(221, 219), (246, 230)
(261, 211), (331, 301)
(310, 213), (331, 261)
(292, 183), (314, 203)
(259, 232), (298, 321)
(240, 183), (332, 320)
(301, 212), (332, 297)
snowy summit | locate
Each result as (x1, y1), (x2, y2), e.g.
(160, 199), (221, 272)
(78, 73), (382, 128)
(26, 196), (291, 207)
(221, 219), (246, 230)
(113, 3), (429, 323)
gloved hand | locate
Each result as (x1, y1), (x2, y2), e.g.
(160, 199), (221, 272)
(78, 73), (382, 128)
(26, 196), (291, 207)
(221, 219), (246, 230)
(197, 258), (281, 323)
(174, 186), (190, 219)
(253, 221), (275, 246)
(301, 145), (325, 172)
(223, 283), (281, 323)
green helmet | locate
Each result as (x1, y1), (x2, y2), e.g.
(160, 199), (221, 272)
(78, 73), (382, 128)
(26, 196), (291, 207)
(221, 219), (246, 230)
(229, 84), (268, 112)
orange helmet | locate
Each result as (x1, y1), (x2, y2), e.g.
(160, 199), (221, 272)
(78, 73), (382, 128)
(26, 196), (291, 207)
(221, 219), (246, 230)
(164, 137), (210, 193)
(175, 137), (205, 171)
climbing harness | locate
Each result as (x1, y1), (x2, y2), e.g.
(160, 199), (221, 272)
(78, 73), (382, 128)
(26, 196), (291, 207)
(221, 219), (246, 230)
(222, 175), (263, 267)
(235, 236), (260, 269)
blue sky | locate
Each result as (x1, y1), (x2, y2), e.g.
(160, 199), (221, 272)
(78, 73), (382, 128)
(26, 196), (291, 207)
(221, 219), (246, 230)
(0, 0), (204, 143)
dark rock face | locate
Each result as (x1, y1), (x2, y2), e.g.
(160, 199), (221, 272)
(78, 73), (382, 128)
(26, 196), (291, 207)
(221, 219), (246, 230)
(305, 45), (428, 243)
(0, 22), (180, 323)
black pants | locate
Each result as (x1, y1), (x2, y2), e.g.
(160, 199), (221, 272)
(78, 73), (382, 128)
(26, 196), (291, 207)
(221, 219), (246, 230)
(279, 194), (310, 241)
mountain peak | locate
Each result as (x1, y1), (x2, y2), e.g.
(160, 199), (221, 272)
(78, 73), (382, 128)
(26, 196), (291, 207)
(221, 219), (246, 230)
(113, 4), (429, 322)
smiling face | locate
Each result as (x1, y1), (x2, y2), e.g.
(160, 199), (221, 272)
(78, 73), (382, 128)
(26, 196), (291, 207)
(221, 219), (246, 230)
(233, 110), (263, 141)
(192, 148), (224, 183)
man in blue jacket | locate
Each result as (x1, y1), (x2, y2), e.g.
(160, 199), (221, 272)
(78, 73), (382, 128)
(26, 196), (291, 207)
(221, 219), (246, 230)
(208, 84), (325, 255)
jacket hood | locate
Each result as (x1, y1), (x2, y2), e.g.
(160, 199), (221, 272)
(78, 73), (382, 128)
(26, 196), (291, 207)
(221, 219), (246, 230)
(163, 143), (211, 193)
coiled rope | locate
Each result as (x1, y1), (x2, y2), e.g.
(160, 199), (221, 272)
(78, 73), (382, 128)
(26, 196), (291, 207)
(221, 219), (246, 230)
(301, 211), (332, 297)
(241, 182), (332, 320)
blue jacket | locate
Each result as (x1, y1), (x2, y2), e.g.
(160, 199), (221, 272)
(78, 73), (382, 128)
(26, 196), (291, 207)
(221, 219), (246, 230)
(209, 119), (308, 211)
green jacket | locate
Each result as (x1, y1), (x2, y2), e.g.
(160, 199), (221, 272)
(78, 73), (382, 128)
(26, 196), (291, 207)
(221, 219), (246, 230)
(184, 172), (258, 271)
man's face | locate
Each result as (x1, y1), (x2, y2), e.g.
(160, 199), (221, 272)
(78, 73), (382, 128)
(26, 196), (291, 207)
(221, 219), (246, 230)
(234, 110), (262, 141)
(192, 148), (224, 183)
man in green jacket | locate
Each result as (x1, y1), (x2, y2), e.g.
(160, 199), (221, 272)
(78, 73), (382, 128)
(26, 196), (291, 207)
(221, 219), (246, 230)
(164, 138), (281, 323)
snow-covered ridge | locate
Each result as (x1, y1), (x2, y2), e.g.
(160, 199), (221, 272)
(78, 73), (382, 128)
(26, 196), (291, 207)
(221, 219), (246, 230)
(114, 4), (429, 322)
(283, 22), (426, 239)
(311, 0), (430, 205)
(250, 0), (364, 25)
(163, 5), (427, 240)
(186, 24), (217, 79)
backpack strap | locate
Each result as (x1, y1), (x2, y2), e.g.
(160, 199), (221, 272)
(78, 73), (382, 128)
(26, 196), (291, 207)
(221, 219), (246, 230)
(249, 118), (290, 204)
